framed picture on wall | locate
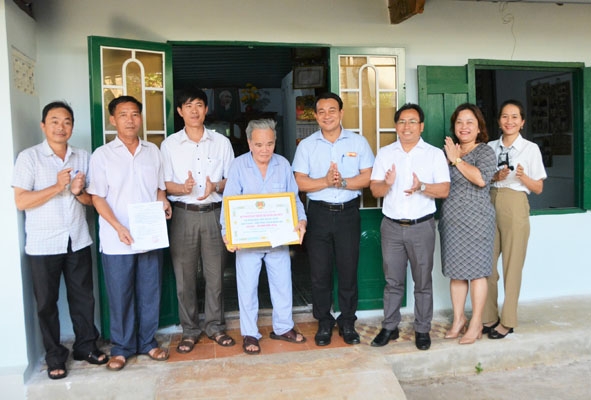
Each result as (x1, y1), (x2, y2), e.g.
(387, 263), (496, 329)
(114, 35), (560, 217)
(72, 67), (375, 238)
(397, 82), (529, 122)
(293, 66), (325, 89)
(214, 88), (239, 121)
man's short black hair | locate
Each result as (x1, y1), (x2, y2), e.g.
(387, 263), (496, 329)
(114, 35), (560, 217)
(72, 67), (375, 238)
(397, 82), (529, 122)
(176, 87), (209, 109)
(42, 101), (74, 124)
(108, 96), (143, 116)
(315, 92), (343, 112)
(394, 103), (425, 123)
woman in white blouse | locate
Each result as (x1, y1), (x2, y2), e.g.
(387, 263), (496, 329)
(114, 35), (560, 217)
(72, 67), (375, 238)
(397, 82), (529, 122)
(483, 99), (547, 339)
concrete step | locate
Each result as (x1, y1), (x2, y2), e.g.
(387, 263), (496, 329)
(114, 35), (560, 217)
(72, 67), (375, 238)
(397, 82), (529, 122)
(24, 296), (591, 399)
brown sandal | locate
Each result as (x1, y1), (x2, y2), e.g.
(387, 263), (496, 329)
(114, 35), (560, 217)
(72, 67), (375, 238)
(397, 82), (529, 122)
(106, 355), (127, 371)
(147, 347), (169, 361)
(270, 328), (307, 344)
(176, 337), (197, 354)
(242, 336), (260, 355)
(209, 332), (235, 347)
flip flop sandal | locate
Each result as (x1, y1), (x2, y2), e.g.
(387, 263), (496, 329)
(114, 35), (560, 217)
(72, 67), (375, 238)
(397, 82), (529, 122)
(209, 332), (236, 347)
(242, 335), (260, 355)
(47, 363), (68, 380)
(176, 338), (196, 354)
(270, 328), (307, 344)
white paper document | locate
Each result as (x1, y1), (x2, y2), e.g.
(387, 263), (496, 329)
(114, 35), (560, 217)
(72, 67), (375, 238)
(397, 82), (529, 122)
(269, 227), (299, 248)
(128, 201), (170, 251)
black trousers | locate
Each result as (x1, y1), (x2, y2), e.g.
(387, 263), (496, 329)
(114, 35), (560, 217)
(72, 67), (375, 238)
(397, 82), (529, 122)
(29, 242), (99, 367)
(305, 200), (360, 329)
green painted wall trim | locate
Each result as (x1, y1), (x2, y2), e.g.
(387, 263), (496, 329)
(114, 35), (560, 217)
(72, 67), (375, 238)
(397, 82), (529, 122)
(469, 59), (585, 70)
(583, 67), (591, 210)
(167, 40), (330, 48)
(530, 208), (586, 216)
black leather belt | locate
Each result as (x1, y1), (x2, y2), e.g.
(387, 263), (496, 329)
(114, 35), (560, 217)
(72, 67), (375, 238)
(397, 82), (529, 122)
(388, 213), (433, 226)
(310, 197), (359, 212)
(173, 201), (221, 212)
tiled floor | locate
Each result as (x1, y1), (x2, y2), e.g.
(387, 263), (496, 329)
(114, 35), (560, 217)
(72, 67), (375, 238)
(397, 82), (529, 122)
(36, 316), (451, 373)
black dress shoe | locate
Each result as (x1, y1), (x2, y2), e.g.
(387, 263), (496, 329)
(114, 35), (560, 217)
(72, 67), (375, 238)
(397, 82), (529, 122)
(488, 327), (513, 339)
(415, 332), (431, 350)
(339, 326), (360, 345)
(482, 318), (500, 335)
(314, 326), (333, 346)
(73, 349), (109, 365)
(371, 328), (399, 347)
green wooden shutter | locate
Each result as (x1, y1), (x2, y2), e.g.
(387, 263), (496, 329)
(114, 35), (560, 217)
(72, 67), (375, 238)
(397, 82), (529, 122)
(417, 65), (471, 147)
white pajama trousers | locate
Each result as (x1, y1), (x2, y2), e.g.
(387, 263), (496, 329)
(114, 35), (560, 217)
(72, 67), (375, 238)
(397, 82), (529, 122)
(235, 246), (294, 339)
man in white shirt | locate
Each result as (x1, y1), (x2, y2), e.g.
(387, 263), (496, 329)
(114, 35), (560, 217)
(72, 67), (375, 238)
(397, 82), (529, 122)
(369, 103), (450, 351)
(12, 101), (107, 379)
(88, 96), (172, 371)
(160, 87), (235, 353)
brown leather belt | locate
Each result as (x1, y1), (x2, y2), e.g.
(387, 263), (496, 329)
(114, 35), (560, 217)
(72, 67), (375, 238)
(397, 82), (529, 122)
(173, 201), (221, 213)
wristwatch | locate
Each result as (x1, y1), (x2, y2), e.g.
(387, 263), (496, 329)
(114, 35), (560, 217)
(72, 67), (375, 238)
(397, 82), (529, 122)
(452, 157), (463, 166)
(420, 183), (426, 192)
(215, 182), (221, 193)
(341, 178), (347, 189)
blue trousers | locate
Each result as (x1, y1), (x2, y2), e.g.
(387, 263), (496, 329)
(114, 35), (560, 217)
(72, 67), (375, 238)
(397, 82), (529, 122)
(101, 250), (162, 358)
(235, 246), (294, 339)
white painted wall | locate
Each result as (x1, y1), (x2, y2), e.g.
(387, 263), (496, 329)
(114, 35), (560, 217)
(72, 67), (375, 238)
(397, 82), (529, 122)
(4, 1), (589, 382)
(1, 0), (37, 396)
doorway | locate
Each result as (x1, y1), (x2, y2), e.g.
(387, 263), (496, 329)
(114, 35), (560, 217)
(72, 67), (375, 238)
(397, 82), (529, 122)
(170, 43), (330, 313)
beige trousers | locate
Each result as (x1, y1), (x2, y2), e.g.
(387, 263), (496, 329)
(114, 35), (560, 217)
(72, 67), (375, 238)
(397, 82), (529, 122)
(483, 188), (530, 328)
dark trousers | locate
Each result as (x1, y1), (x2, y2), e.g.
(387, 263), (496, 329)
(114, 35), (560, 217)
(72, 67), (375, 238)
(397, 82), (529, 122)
(29, 243), (99, 367)
(305, 200), (360, 329)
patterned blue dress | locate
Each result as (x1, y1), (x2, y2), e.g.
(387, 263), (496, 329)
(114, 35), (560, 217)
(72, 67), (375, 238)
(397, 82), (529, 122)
(439, 143), (496, 280)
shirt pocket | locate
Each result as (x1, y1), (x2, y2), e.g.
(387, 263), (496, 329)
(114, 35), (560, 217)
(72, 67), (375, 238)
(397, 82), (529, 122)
(340, 154), (359, 177)
(206, 158), (223, 181)
(271, 182), (287, 192)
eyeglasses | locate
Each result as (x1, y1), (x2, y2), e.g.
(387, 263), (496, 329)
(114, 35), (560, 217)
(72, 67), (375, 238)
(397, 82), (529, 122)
(396, 119), (420, 126)
(497, 151), (514, 171)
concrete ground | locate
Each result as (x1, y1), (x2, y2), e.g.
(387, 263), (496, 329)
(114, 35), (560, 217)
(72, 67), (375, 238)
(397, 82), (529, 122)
(401, 357), (591, 400)
(23, 295), (591, 399)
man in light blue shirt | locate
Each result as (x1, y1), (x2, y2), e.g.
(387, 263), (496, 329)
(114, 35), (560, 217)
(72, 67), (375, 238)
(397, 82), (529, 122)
(292, 92), (374, 346)
(221, 119), (307, 355)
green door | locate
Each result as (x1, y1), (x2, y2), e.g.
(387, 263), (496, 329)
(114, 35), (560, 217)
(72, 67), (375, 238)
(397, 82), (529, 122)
(88, 36), (177, 339)
(329, 47), (406, 310)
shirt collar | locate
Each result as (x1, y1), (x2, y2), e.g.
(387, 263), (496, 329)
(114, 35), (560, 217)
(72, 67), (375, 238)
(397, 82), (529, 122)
(180, 127), (212, 144)
(315, 126), (352, 143)
(392, 137), (427, 152)
(246, 152), (278, 168)
(500, 134), (525, 151)
(41, 139), (73, 158)
(110, 135), (147, 148)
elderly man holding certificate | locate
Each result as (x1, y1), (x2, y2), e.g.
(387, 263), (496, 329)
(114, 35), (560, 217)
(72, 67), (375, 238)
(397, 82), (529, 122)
(221, 119), (307, 355)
